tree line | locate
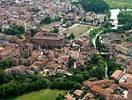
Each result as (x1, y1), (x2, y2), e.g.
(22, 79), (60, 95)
(79, 0), (109, 13)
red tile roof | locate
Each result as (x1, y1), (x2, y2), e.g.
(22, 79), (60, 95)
(111, 70), (123, 80)
(90, 85), (109, 97)
(84, 79), (114, 88)
(119, 83), (132, 90)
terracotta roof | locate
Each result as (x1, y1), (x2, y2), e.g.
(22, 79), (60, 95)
(109, 84), (119, 90)
(73, 90), (83, 96)
(0, 45), (15, 58)
(33, 30), (64, 40)
(90, 85), (109, 97)
(64, 95), (74, 100)
(83, 93), (94, 99)
(111, 70), (123, 80)
(84, 80), (114, 88)
(106, 94), (127, 100)
(119, 83), (132, 90)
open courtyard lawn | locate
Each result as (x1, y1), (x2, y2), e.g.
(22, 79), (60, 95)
(104, 0), (132, 9)
(15, 89), (66, 100)
(64, 24), (91, 38)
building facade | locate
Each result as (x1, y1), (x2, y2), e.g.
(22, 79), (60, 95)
(31, 30), (65, 48)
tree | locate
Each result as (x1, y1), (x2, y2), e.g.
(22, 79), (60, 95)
(118, 12), (132, 31)
(40, 16), (52, 24)
(89, 54), (105, 79)
(68, 56), (75, 68)
(0, 78), (48, 98)
(52, 28), (59, 33)
(53, 16), (61, 22)
(56, 94), (64, 100)
(70, 33), (75, 40)
(90, 54), (104, 64)
(74, 82), (81, 89)
(79, 0), (109, 13)
(67, 33), (75, 40)
(0, 69), (12, 84)
(73, 74), (84, 82)
(29, 28), (40, 37)
(107, 60), (121, 76)
(126, 37), (132, 43)
(102, 21), (111, 28)
(3, 25), (25, 35)
(0, 58), (13, 69)
(118, 12), (132, 25)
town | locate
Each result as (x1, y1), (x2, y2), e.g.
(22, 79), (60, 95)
(0, 0), (132, 100)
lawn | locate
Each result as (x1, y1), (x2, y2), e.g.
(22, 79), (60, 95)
(104, 0), (132, 9)
(14, 89), (66, 100)
(63, 24), (91, 38)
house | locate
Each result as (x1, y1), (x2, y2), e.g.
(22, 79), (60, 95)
(73, 90), (83, 97)
(5, 65), (28, 75)
(100, 33), (124, 44)
(123, 43), (132, 56)
(90, 85), (109, 97)
(84, 79), (132, 100)
(111, 70), (132, 83)
(0, 33), (18, 43)
(0, 45), (16, 60)
(64, 95), (75, 100)
(84, 80), (114, 88)
(113, 42), (132, 57)
(111, 70), (124, 80)
(82, 93), (94, 100)
(106, 94), (127, 100)
(84, 80), (114, 98)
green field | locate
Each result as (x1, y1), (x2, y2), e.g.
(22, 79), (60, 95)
(64, 24), (91, 38)
(15, 89), (65, 100)
(104, 0), (132, 8)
